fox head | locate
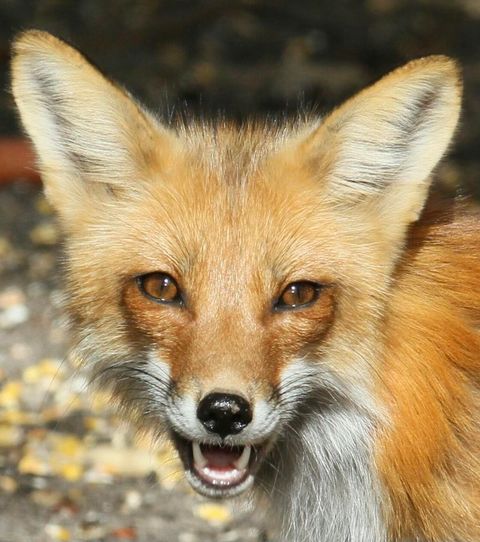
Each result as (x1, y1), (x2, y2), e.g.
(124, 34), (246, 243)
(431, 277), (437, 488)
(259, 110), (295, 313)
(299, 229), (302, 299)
(11, 31), (461, 499)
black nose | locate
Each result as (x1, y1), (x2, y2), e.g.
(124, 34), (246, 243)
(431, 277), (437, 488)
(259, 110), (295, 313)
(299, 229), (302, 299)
(197, 392), (253, 438)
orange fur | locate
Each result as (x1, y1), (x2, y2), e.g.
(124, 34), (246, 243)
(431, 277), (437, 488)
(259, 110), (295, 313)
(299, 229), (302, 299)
(378, 201), (480, 540)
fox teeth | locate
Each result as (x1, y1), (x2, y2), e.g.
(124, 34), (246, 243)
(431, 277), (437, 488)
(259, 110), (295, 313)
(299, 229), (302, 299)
(234, 445), (251, 471)
(192, 441), (207, 468)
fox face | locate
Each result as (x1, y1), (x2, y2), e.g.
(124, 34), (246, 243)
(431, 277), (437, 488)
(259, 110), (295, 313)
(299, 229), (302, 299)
(13, 30), (472, 541)
(53, 120), (389, 498)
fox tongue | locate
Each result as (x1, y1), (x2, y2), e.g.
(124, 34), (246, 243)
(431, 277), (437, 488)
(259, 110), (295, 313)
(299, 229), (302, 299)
(192, 442), (252, 487)
(201, 445), (242, 469)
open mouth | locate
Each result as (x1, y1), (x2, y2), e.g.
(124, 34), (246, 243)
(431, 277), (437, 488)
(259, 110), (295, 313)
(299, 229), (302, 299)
(172, 432), (267, 498)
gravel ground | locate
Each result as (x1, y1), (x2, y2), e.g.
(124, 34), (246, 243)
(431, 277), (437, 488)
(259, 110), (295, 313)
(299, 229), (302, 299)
(1, 2), (480, 541)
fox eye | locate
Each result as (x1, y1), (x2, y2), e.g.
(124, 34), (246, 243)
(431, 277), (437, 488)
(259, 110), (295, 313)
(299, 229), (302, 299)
(137, 272), (182, 305)
(275, 281), (321, 311)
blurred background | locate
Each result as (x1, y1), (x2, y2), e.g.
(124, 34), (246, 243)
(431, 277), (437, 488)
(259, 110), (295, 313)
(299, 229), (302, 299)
(0, 1), (479, 541)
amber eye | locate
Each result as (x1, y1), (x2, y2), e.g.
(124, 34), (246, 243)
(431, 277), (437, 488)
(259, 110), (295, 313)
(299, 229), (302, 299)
(137, 272), (182, 305)
(275, 281), (321, 311)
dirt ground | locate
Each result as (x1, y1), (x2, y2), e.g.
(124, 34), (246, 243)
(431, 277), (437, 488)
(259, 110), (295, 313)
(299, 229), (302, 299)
(1, 1), (480, 541)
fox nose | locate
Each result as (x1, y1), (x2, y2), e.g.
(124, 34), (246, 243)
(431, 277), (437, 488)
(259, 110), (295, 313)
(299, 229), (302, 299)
(197, 392), (253, 438)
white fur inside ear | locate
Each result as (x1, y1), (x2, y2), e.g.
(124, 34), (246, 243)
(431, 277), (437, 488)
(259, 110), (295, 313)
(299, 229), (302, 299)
(11, 31), (168, 188)
(310, 57), (461, 216)
(11, 31), (180, 227)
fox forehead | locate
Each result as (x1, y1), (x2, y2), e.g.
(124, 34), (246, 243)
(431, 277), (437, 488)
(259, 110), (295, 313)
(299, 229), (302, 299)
(75, 123), (379, 288)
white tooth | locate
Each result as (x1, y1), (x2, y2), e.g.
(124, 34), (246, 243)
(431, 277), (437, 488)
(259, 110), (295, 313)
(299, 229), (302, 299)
(235, 445), (251, 471)
(192, 442), (207, 468)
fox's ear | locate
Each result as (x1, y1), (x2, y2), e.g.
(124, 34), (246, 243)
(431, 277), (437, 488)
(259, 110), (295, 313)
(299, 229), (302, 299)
(301, 56), (461, 231)
(11, 30), (177, 226)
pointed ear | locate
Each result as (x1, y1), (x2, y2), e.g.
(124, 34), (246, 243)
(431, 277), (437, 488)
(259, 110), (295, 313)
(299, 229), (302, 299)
(11, 30), (178, 226)
(301, 55), (461, 232)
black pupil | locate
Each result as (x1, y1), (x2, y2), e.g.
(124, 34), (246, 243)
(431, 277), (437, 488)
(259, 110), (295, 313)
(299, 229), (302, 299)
(140, 273), (179, 304)
(159, 277), (170, 293)
(279, 281), (318, 309)
(156, 276), (175, 299)
(291, 285), (299, 297)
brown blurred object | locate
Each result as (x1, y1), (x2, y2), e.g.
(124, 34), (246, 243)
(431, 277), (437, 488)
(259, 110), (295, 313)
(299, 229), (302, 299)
(0, 139), (40, 184)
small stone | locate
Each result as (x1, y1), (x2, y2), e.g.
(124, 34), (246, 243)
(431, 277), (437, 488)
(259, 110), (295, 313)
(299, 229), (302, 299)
(9, 342), (32, 361)
(0, 409), (38, 425)
(44, 524), (71, 541)
(53, 435), (83, 457)
(30, 222), (59, 245)
(0, 286), (26, 309)
(0, 475), (18, 493)
(0, 424), (23, 447)
(52, 495), (80, 515)
(194, 503), (232, 525)
(110, 527), (137, 540)
(0, 304), (30, 328)
(79, 522), (108, 540)
(122, 490), (142, 512)
(23, 358), (63, 384)
(0, 381), (23, 408)
(30, 476), (49, 489)
(57, 463), (83, 482)
(83, 468), (113, 484)
(31, 489), (63, 508)
(83, 416), (102, 432)
(18, 453), (50, 476)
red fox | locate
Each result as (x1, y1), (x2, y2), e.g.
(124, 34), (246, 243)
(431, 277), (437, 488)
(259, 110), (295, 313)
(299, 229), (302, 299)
(11, 30), (480, 542)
